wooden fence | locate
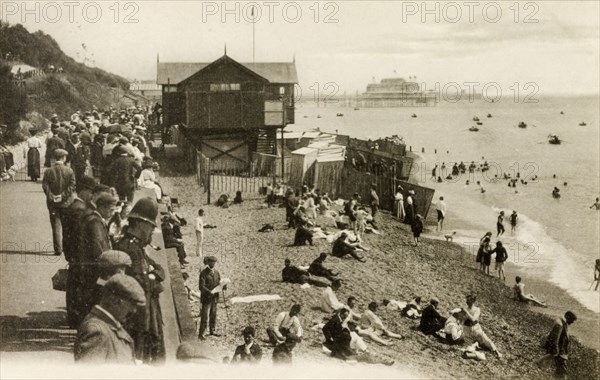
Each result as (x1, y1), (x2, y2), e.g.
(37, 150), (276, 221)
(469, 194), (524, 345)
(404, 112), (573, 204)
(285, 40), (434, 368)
(195, 149), (289, 204)
(339, 166), (435, 219)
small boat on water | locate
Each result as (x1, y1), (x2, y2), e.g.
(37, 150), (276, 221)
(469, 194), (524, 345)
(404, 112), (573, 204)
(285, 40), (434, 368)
(336, 113), (344, 117)
(518, 122), (527, 129)
(560, 111), (564, 115)
(469, 126), (479, 132)
(411, 114), (417, 118)
(303, 115), (308, 118)
(473, 116), (480, 122)
(476, 121), (483, 126)
(579, 121), (586, 126)
(354, 107), (360, 111)
(317, 115), (322, 119)
(548, 134), (561, 145)
(487, 113), (492, 118)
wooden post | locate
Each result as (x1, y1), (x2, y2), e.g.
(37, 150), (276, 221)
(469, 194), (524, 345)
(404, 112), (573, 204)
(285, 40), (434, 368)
(281, 125), (285, 183)
(207, 155), (211, 205)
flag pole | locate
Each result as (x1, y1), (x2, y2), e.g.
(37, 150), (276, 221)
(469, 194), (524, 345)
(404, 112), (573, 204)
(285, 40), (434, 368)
(252, 5), (256, 65)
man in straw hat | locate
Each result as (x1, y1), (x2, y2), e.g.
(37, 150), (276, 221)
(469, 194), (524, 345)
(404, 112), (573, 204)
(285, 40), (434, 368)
(74, 273), (145, 364)
(198, 255), (225, 339)
(114, 197), (166, 363)
(42, 148), (75, 256)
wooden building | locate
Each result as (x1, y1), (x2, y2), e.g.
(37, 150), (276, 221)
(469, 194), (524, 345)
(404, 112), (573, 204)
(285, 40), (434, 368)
(156, 54), (298, 169)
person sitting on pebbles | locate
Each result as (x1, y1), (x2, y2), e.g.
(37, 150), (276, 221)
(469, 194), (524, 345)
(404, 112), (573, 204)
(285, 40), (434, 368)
(320, 279), (346, 314)
(293, 207), (314, 246)
(513, 276), (547, 307)
(462, 294), (502, 359)
(309, 253), (339, 283)
(231, 326), (262, 364)
(359, 302), (403, 344)
(331, 232), (367, 262)
(266, 304), (303, 346)
(420, 297), (446, 335)
(281, 259), (329, 288)
(437, 308), (465, 346)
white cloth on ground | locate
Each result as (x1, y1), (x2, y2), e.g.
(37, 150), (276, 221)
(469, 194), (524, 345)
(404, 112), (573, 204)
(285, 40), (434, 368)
(229, 293), (281, 304)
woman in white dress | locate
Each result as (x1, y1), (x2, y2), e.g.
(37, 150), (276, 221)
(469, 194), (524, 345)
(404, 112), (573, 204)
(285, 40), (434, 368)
(26, 133), (42, 181)
(394, 186), (405, 220)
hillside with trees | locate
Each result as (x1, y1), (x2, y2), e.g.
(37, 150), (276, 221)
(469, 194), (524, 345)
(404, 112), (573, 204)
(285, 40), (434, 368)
(0, 22), (130, 143)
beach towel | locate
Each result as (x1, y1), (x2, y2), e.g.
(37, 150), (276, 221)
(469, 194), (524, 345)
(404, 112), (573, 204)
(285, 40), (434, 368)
(229, 294), (282, 304)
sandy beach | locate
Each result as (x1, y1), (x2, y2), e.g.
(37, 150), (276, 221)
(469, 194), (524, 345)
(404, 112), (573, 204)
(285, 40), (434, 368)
(157, 151), (599, 379)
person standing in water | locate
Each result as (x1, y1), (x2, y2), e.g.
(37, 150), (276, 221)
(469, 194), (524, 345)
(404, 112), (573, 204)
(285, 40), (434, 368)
(496, 211), (505, 237)
(510, 211), (518, 234)
(436, 196), (447, 232)
(590, 198), (600, 210)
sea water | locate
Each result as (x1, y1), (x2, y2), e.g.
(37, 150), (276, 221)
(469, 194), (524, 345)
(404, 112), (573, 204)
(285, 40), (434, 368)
(293, 95), (600, 313)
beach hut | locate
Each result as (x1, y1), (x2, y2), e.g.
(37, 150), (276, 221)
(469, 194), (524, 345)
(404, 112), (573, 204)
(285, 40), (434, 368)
(288, 147), (319, 189)
(314, 156), (345, 196)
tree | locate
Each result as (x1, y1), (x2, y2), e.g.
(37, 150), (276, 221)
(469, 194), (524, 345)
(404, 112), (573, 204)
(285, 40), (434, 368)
(0, 63), (28, 143)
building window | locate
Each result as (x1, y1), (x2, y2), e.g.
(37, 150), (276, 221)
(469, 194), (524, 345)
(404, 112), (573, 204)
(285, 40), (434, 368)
(210, 83), (240, 92)
(279, 86), (285, 95)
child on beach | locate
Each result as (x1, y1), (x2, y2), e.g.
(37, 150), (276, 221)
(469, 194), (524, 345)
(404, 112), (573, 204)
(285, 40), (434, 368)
(481, 240), (493, 275)
(411, 214), (424, 247)
(496, 211), (505, 236)
(510, 211), (518, 234)
(491, 241), (508, 281)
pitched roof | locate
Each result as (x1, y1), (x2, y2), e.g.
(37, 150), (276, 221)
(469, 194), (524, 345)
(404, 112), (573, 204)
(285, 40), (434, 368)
(157, 60), (298, 85)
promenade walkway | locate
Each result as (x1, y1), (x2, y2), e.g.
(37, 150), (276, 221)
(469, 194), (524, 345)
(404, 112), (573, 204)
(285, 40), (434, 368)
(0, 174), (75, 365)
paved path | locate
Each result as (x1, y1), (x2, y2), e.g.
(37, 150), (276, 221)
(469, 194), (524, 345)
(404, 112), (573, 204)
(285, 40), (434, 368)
(0, 172), (75, 366)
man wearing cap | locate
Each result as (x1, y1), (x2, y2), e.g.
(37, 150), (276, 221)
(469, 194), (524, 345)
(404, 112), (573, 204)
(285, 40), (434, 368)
(74, 273), (145, 364)
(96, 250), (132, 286)
(63, 175), (97, 327)
(544, 311), (577, 377)
(72, 133), (91, 184)
(114, 197), (165, 363)
(419, 298), (446, 335)
(109, 144), (140, 204)
(79, 193), (117, 317)
(42, 149), (75, 256)
(44, 126), (66, 167)
(198, 256), (223, 339)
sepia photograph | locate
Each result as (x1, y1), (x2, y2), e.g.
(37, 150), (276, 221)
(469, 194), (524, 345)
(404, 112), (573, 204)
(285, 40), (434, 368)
(0, 1), (598, 379)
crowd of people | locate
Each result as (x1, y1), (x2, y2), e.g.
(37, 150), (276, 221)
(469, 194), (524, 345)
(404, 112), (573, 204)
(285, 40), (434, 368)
(29, 109), (589, 377)
(35, 106), (182, 364)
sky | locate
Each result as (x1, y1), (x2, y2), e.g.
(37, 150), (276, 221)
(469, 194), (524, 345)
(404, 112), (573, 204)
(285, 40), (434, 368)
(2, 0), (599, 95)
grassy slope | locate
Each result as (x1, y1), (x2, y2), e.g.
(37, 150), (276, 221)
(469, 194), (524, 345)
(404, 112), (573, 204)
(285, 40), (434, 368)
(0, 22), (130, 123)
